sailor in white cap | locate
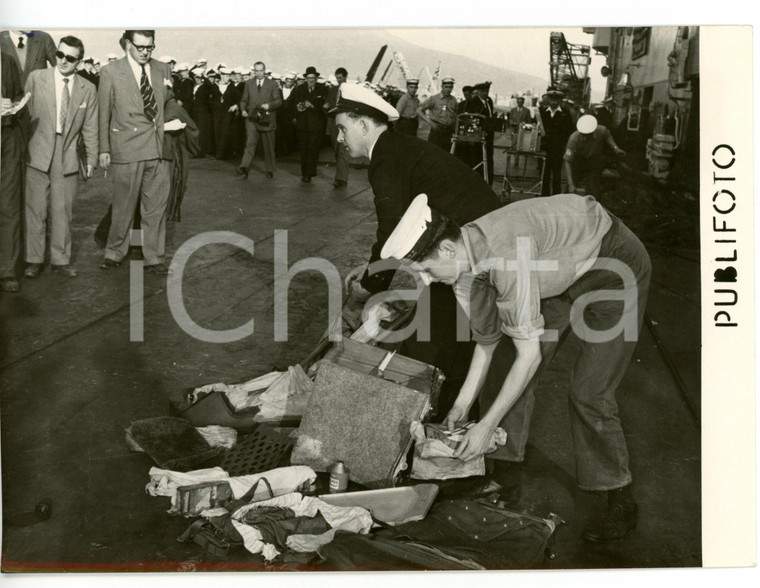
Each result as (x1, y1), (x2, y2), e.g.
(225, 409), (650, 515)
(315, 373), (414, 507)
(563, 113), (625, 196)
(158, 55), (176, 67)
(394, 78), (420, 137)
(537, 86), (574, 195)
(331, 83), (500, 445)
(416, 76), (458, 150)
(382, 192), (650, 543)
(174, 62), (193, 109)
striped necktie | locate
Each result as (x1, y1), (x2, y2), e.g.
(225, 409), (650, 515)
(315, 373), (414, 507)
(140, 65), (158, 122)
(59, 78), (70, 132)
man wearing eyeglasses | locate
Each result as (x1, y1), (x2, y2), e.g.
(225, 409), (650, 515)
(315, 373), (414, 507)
(416, 77), (458, 151)
(22, 36), (98, 280)
(98, 30), (176, 275)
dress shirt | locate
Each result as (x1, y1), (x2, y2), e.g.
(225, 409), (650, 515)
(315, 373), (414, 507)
(282, 86), (292, 100)
(126, 51), (151, 88)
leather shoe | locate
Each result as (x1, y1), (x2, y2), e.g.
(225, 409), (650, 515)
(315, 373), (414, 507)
(235, 166), (248, 178)
(266, 172), (273, 178)
(144, 263), (172, 275)
(582, 502), (638, 542)
(491, 460), (522, 505)
(0, 277), (20, 292)
(301, 176), (311, 183)
(52, 264), (77, 278)
(99, 258), (122, 270)
(24, 264), (43, 278)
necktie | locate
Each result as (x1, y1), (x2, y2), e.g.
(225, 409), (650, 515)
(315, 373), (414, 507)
(258, 81), (262, 89)
(60, 78), (70, 132)
(140, 65), (158, 122)
(17, 36), (24, 49)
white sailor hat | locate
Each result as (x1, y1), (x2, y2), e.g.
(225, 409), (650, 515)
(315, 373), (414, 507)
(576, 114), (598, 134)
(406, 78), (419, 85)
(329, 82), (399, 123)
(381, 194), (448, 262)
(196, 57), (207, 64)
(175, 62), (190, 72)
(285, 70), (297, 80)
(219, 67), (233, 75)
(106, 53), (119, 60)
(271, 72), (282, 80)
(158, 55), (175, 63)
(441, 77), (455, 84)
(191, 66), (206, 77)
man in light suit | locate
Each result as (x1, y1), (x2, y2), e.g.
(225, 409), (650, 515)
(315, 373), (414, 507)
(236, 61), (282, 179)
(1, 29), (57, 86)
(507, 96), (534, 167)
(23, 35), (98, 279)
(98, 30), (175, 274)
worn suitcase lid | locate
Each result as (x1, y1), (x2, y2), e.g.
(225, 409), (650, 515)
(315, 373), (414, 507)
(290, 360), (431, 488)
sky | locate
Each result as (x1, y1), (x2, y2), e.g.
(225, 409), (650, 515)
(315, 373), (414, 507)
(389, 27), (606, 101)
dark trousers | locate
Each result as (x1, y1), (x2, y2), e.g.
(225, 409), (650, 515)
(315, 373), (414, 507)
(0, 124), (24, 278)
(298, 130), (322, 177)
(541, 152), (564, 195)
(214, 111), (237, 160)
(481, 217), (651, 491)
(398, 283), (475, 418)
(428, 126), (453, 151)
(571, 163), (603, 198)
(395, 117), (419, 137)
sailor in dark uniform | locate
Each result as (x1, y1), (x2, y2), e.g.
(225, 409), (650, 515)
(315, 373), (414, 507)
(331, 83), (501, 423)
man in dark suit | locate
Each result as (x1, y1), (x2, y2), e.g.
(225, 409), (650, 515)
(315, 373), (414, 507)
(236, 61), (282, 179)
(23, 36), (98, 279)
(290, 66), (328, 183)
(332, 85), (504, 465)
(98, 30), (176, 274)
(537, 88), (574, 196)
(1, 52), (26, 292)
(1, 29), (57, 86)
(464, 82), (496, 185)
(195, 69), (220, 158)
(214, 67), (242, 161)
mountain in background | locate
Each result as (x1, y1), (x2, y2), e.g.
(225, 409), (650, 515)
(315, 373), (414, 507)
(62, 27), (550, 100)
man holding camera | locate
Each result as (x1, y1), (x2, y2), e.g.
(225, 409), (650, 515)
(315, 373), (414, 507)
(236, 61), (282, 179)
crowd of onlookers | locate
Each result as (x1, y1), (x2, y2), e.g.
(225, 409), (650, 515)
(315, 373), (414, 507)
(1, 28), (622, 294)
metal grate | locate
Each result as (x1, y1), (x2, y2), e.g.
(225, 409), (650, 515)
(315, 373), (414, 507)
(221, 424), (296, 477)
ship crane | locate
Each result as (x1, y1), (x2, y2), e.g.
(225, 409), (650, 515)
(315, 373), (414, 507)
(549, 32), (592, 109)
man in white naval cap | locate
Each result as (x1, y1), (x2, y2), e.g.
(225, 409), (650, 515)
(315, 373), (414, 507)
(330, 82), (501, 442)
(416, 76), (458, 150)
(381, 192), (651, 542)
(564, 113), (625, 197)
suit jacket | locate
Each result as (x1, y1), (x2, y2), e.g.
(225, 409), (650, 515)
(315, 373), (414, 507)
(175, 77), (195, 111)
(290, 82), (328, 132)
(0, 30), (56, 86)
(239, 77), (282, 131)
(508, 106), (533, 128)
(463, 96), (496, 134)
(25, 68), (98, 174)
(540, 107), (574, 156)
(362, 130), (502, 293)
(98, 57), (174, 163)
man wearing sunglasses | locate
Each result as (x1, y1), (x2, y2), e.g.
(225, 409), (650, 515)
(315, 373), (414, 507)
(98, 30), (176, 275)
(22, 36), (98, 280)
